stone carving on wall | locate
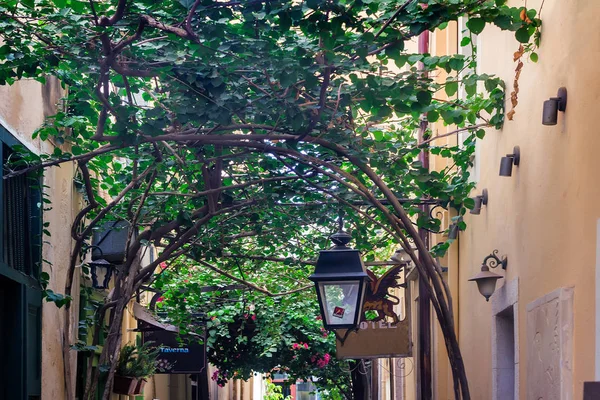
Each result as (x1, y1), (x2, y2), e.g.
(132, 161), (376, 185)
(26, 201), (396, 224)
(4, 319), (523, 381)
(526, 287), (573, 400)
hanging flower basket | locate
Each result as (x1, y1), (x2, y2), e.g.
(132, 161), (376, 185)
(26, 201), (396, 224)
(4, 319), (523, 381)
(113, 375), (139, 395)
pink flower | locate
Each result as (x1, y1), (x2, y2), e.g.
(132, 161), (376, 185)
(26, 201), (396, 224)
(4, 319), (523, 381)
(159, 262), (167, 270)
(303, 343), (308, 349)
(251, 314), (256, 321)
(156, 296), (164, 303)
(212, 370), (219, 381)
(292, 343), (300, 350)
(316, 315), (322, 321)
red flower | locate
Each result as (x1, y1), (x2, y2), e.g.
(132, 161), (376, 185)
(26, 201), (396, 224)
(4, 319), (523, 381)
(251, 314), (256, 321)
(316, 315), (322, 321)
(159, 262), (167, 270)
(156, 296), (164, 303)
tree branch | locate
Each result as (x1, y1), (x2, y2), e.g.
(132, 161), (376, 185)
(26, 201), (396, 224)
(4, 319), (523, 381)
(198, 259), (311, 297)
(418, 123), (489, 146)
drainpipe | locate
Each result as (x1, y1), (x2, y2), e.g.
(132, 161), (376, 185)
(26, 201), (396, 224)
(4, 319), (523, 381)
(417, 29), (433, 400)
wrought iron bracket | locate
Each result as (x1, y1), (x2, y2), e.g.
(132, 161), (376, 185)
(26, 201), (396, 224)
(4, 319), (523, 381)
(482, 249), (508, 270)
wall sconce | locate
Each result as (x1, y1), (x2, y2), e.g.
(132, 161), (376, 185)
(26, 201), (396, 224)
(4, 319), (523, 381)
(542, 87), (567, 126)
(391, 246), (418, 266)
(499, 147), (520, 177)
(90, 258), (115, 290)
(468, 249), (507, 301)
(469, 189), (488, 215)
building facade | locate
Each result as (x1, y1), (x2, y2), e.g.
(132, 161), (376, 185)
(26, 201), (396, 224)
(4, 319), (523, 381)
(418, 1), (600, 399)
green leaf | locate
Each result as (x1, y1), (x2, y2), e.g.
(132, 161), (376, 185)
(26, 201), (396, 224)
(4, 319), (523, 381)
(178, 0), (195, 9)
(463, 197), (475, 209)
(466, 18), (485, 35)
(416, 91), (432, 106)
(372, 131), (384, 141)
(530, 52), (538, 63)
(515, 27), (531, 43)
(407, 54), (423, 64)
(427, 111), (439, 123)
(445, 81), (458, 97)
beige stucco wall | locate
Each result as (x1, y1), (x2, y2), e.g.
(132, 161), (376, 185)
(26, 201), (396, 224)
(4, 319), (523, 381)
(0, 78), (81, 398)
(447, 0), (599, 399)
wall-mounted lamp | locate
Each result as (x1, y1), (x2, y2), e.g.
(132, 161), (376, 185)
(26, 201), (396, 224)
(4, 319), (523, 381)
(499, 147), (520, 177)
(470, 189), (488, 215)
(90, 258), (115, 290)
(468, 249), (507, 301)
(542, 87), (567, 126)
(391, 246), (418, 266)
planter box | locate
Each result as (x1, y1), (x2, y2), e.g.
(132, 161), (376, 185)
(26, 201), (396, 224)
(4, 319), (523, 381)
(135, 378), (147, 394)
(113, 376), (139, 395)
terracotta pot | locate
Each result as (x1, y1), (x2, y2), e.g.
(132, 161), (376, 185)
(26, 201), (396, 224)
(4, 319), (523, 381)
(134, 378), (147, 394)
(113, 375), (139, 395)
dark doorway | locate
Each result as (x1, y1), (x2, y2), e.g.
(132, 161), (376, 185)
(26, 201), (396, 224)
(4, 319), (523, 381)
(0, 275), (21, 400)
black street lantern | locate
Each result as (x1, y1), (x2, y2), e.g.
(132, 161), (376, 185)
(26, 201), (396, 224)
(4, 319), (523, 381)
(309, 231), (370, 330)
(90, 258), (114, 290)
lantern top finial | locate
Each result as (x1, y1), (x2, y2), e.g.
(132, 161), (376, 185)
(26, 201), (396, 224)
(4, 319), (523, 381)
(330, 231), (352, 248)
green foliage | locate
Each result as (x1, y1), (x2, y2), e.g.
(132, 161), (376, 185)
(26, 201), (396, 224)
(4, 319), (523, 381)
(265, 380), (292, 400)
(116, 342), (159, 379)
(40, 271), (72, 308)
(154, 264), (350, 395)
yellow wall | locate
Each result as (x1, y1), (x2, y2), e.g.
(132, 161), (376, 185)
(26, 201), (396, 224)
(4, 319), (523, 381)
(439, 1), (600, 399)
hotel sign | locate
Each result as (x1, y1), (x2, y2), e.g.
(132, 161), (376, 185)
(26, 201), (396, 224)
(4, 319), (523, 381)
(335, 265), (412, 359)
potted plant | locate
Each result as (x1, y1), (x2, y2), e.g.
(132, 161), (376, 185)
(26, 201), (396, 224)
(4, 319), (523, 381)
(113, 344), (139, 395)
(113, 342), (158, 395)
(131, 341), (159, 393)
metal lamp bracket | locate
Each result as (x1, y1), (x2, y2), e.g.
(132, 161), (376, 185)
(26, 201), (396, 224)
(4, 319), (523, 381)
(508, 146), (520, 166)
(553, 87), (568, 112)
(482, 249), (508, 270)
(480, 189), (488, 206)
